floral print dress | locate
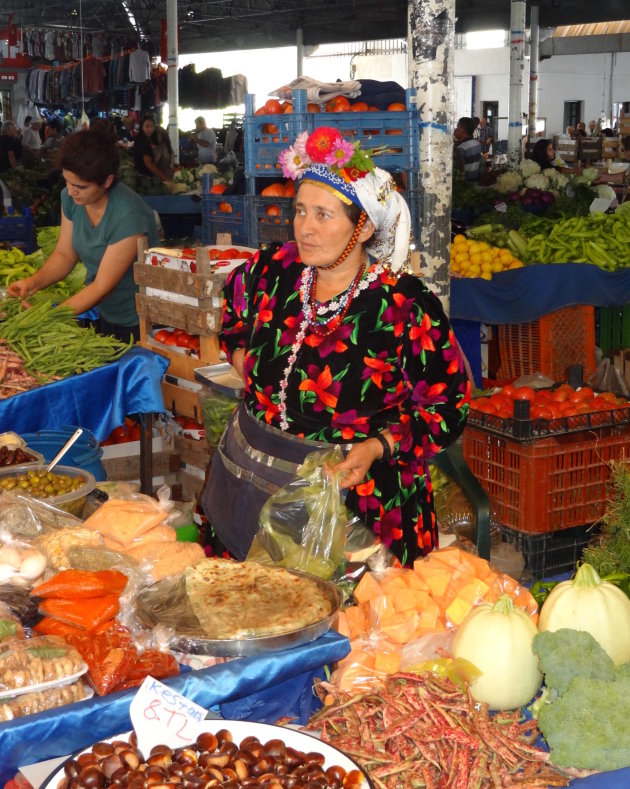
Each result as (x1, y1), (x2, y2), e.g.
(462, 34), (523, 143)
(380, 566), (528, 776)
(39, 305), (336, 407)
(219, 242), (471, 565)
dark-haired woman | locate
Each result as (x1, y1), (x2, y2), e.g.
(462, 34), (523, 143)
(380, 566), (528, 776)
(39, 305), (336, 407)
(133, 115), (172, 183)
(7, 122), (159, 342)
(528, 138), (556, 171)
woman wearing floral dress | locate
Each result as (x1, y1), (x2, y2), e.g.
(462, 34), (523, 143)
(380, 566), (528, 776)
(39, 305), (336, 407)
(202, 126), (470, 566)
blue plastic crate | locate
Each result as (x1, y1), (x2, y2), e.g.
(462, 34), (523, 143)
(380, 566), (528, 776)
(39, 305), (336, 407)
(201, 195), (248, 245)
(249, 196), (294, 245)
(309, 90), (419, 172)
(244, 91), (308, 178)
(0, 208), (35, 253)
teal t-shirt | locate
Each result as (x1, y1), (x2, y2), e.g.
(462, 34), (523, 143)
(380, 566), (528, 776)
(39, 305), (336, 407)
(61, 182), (159, 327)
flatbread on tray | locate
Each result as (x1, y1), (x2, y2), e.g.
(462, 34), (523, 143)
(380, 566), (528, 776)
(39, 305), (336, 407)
(185, 558), (333, 640)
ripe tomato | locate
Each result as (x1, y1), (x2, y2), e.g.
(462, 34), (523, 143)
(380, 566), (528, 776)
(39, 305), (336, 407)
(110, 426), (129, 443)
(266, 205), (281, 216)
(350, 102), (369, 112)
(173, 328), (187, 337)
(500, 384), (516, 399)
(387, 102), (407, 111)
(307, 103), (321, 113)
(264, 99), (283, 114)
(154, 329), (172, 344)
(531, 405), (553, 420)
(176, 333), (191, 348)
(513, 386), (535, 400)
(128, 424), (141, 440)
(161, 333), (178, 346)
(579, 386), (594, 400)
(325, 96), (351, 112)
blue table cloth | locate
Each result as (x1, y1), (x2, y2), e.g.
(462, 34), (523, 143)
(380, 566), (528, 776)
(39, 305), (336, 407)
(0, 347), (168, 442)
(1, 630), (350, 784)
(450, 263), (630, 325)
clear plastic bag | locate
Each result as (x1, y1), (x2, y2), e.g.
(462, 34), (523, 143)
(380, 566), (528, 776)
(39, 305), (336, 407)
(249, 447), (348, 579)
(0, 489), (83, 539)
(587, 358), (630, 396)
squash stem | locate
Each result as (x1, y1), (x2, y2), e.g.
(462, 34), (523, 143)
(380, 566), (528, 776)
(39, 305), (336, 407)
(574, 562), (603, 588)
(492, 594), (516, 614)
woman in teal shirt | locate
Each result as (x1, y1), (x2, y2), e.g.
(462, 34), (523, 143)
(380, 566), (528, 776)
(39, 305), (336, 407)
(8, 122), (159, 342)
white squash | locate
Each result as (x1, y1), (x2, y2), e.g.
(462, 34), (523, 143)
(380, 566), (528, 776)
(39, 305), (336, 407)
(538, 562), (630, 666)
(452, 594), (542, 710)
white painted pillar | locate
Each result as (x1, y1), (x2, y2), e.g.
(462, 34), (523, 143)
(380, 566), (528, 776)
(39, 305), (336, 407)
(296, 27), (304, 77)
(528, 5), (539, 142)
(167, 0), (179, 165)
(408, 0), (456, 311)
(508, 0), (526, 167)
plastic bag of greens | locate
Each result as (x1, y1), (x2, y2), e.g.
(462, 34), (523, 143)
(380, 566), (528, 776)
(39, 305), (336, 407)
(249, 447), (349, 579)
(200, 390), (239, 447)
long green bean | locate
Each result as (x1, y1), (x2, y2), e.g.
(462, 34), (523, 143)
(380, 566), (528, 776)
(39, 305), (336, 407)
(0, 297), (132, 380)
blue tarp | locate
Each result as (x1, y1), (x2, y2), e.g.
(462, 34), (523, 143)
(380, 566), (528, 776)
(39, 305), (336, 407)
(0, 346), (168, 441)
(1, 630), (350, 784)
(450, 263), (630, 325)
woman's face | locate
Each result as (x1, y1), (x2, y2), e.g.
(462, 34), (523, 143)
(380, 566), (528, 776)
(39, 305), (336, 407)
(63, 169), (113, 206)
(142, 119), (155, 137)
(294, 182), (362, 268)
(546, 143), (555, 161)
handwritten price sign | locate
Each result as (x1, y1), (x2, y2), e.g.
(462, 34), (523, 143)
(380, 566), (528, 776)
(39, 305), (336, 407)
(129, 675), (207, 758)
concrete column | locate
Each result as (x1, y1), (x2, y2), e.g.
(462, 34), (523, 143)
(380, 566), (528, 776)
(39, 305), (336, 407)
(508, 0), (526, 167)
(528, 5), (539, 142)
(408, 0), (456, 311)
(167, 0), (179, 165)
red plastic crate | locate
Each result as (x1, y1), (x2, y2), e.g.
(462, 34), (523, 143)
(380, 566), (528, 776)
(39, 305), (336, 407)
(497, 305), (596, 383)
(462, 423), (630, 533)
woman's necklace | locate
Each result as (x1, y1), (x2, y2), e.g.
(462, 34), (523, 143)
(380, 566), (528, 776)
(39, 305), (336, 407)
(277, 260), (385, 431)
(303, 261), (366, 337)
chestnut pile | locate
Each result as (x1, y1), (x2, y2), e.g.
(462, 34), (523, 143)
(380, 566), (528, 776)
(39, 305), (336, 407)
(58, 728), (365, 789)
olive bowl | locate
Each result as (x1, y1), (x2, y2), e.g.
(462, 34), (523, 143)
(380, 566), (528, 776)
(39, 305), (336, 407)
(0, 463), (96, 517)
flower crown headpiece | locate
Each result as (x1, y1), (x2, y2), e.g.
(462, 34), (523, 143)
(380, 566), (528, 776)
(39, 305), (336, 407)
(279, 126), (375, 185)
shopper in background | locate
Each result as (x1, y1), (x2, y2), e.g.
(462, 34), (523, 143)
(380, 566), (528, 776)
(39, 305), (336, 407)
(153, 125), (175, 178)
(41, 119), (63, 161)
(133, 115), (171, 183)
(202, 126), (470, 566)
(21, 116), (42, 157)
(575, 121), (587, 138)
(476, 117), (494, 154)
(528, 138), (556, 170)
(189, 116), (217, 164)
(7, 122), (159, 343)
(0, 122), (22, 172)
(588, 119), (597, 135)
(454, 117), (482, 182)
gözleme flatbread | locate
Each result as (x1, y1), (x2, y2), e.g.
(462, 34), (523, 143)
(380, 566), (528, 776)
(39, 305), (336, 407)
(185, 558), (332, 640)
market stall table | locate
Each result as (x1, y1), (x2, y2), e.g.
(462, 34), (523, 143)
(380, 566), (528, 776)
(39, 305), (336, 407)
(2, 629), (350, 785)
(143, 194), (203, 240)
(0, 346), (168, 492)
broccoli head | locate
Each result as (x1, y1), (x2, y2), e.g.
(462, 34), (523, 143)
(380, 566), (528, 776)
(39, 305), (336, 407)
(537, 675), (630, 771)
(533, 628), (615, 695)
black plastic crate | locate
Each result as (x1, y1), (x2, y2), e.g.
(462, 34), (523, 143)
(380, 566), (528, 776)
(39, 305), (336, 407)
(503, 523), (599, 579)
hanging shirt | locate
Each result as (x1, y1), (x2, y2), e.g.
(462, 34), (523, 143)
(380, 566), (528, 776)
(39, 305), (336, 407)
(129, 48), (151, 83)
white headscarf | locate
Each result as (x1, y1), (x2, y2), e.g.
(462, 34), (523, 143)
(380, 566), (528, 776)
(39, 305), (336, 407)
(352, 167), (412, 273)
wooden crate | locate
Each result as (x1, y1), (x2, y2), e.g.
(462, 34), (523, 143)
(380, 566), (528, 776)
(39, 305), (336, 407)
(137, 337), (220, 381)
(602, 136), (621, 159)
(102, 449), (181, 481)
(162, 378), (203, 421)
(174, 434), (213, 468)
(555, 138), (578, 164)
(578, 135), (601, 163)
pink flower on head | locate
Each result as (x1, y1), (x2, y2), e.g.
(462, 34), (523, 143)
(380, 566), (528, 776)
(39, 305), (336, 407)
(278, 146), (307, 180)
(324, 137), (354, 169)
(293, 131), (309, 161)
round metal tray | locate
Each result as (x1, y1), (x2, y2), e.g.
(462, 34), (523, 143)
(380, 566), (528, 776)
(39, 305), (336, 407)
(135, 568), (341, 657)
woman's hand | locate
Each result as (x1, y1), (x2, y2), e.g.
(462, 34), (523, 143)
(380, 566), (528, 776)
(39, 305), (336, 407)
(6, 275), (39, 300)
(328, 436), (388, 490)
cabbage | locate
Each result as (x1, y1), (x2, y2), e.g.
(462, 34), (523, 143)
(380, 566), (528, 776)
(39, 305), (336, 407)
(524, 173), (550, 191)
(582, 168), (599, 183)
(596, 184), (617, 201)
(519, 159), (541, 178)
(197, 164), (218, 177)
(495, 170), (523, 194)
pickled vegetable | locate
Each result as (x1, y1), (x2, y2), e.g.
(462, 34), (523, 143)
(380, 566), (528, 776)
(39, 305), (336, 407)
(0, 469), (87, 498)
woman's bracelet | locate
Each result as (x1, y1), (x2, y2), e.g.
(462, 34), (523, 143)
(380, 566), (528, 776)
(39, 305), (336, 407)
(374, 431), (393, 462)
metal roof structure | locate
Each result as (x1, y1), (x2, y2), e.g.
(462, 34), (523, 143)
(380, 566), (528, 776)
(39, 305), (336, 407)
(1, 0), (629, 56)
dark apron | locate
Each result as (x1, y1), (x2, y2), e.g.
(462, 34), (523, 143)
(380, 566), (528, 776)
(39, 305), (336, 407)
(201, 403), (351, 560)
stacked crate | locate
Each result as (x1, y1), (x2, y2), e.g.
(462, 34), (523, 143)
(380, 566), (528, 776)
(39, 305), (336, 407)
(463, 405), (630, 577)
(237, 88), (421, 248)
(133, 239), (254, 500)
(497, 305), (597, 383)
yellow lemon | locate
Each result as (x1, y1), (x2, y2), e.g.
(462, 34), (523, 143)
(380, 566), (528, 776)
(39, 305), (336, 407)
(470, 252), (482, 265)
(480, 271), (493, 280)
(468, 264), (481, 277)
(491, 261), (503, 273)
(478, 241), (490, 251)
(509, 260), (524, 269)
(453, 234), (467, 246)
(480, 251), (493, 264)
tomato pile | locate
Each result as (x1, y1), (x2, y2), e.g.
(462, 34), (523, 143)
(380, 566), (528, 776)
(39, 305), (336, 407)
(471, 383), (629, 421)
(153, 328), (200, 353)
(101, 417), (141, 445)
